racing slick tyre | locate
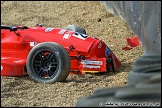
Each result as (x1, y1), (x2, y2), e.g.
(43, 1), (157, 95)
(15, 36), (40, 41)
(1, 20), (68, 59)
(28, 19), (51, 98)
(26, 42), (70, 84)
(65, 25), (86, 35)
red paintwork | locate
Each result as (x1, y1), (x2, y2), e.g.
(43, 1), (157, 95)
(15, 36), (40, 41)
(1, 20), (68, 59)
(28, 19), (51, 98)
(122, 35), (141, 51)
(1, 25), (121, 76)
(126, 35), (140, 47)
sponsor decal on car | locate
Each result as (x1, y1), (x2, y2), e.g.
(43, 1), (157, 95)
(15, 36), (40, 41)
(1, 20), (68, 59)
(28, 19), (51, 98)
(82, 65), (100, 69)
(45, 28), (54, 32)
(58, 29), (66, 34)
(81, 60), (103, 65)
(63, 34), (71, 39)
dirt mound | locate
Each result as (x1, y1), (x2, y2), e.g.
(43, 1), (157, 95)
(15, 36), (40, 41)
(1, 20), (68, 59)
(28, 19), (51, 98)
(1, 1), (143, 107)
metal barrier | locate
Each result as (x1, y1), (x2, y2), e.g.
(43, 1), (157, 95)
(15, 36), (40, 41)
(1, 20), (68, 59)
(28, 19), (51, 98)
(75, 2), (161, 107)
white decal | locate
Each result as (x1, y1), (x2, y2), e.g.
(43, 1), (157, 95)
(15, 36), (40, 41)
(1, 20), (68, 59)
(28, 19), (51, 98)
(98, 41), (103, 48)
(58, 29), (66, 34)
(72, 32), (88, 40)
(63, 34), (71, 39)
(29, 42), (35, 47)
(14, 60), (24, 63)
(81, 60), (103, 65)
(83, 65), (100, 69)
(45, 28), (54, 32)
(1, 65), (3, 70)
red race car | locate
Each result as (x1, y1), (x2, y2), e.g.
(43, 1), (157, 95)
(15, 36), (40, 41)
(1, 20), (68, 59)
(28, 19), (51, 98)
(1, 24), (121, 83)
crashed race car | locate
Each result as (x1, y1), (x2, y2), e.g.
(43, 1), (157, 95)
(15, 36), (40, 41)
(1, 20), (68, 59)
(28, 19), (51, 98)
(1, 24), (121, 83)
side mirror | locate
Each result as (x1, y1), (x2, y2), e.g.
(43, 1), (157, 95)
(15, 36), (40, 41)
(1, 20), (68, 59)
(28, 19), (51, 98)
(10, 27), (20, 36)
(10, 26), (18, 32)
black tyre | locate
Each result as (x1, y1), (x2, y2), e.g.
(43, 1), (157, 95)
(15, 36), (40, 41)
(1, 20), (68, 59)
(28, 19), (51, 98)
(65, 25), (86, 35)
(26, 42), (70, 83)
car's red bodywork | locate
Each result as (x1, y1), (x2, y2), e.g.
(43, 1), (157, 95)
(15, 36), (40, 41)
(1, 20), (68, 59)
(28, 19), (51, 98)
(1, 25), (121, 76)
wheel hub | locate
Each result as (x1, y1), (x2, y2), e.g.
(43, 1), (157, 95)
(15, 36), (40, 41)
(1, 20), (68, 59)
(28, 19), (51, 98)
(42, 59), (50, 69)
